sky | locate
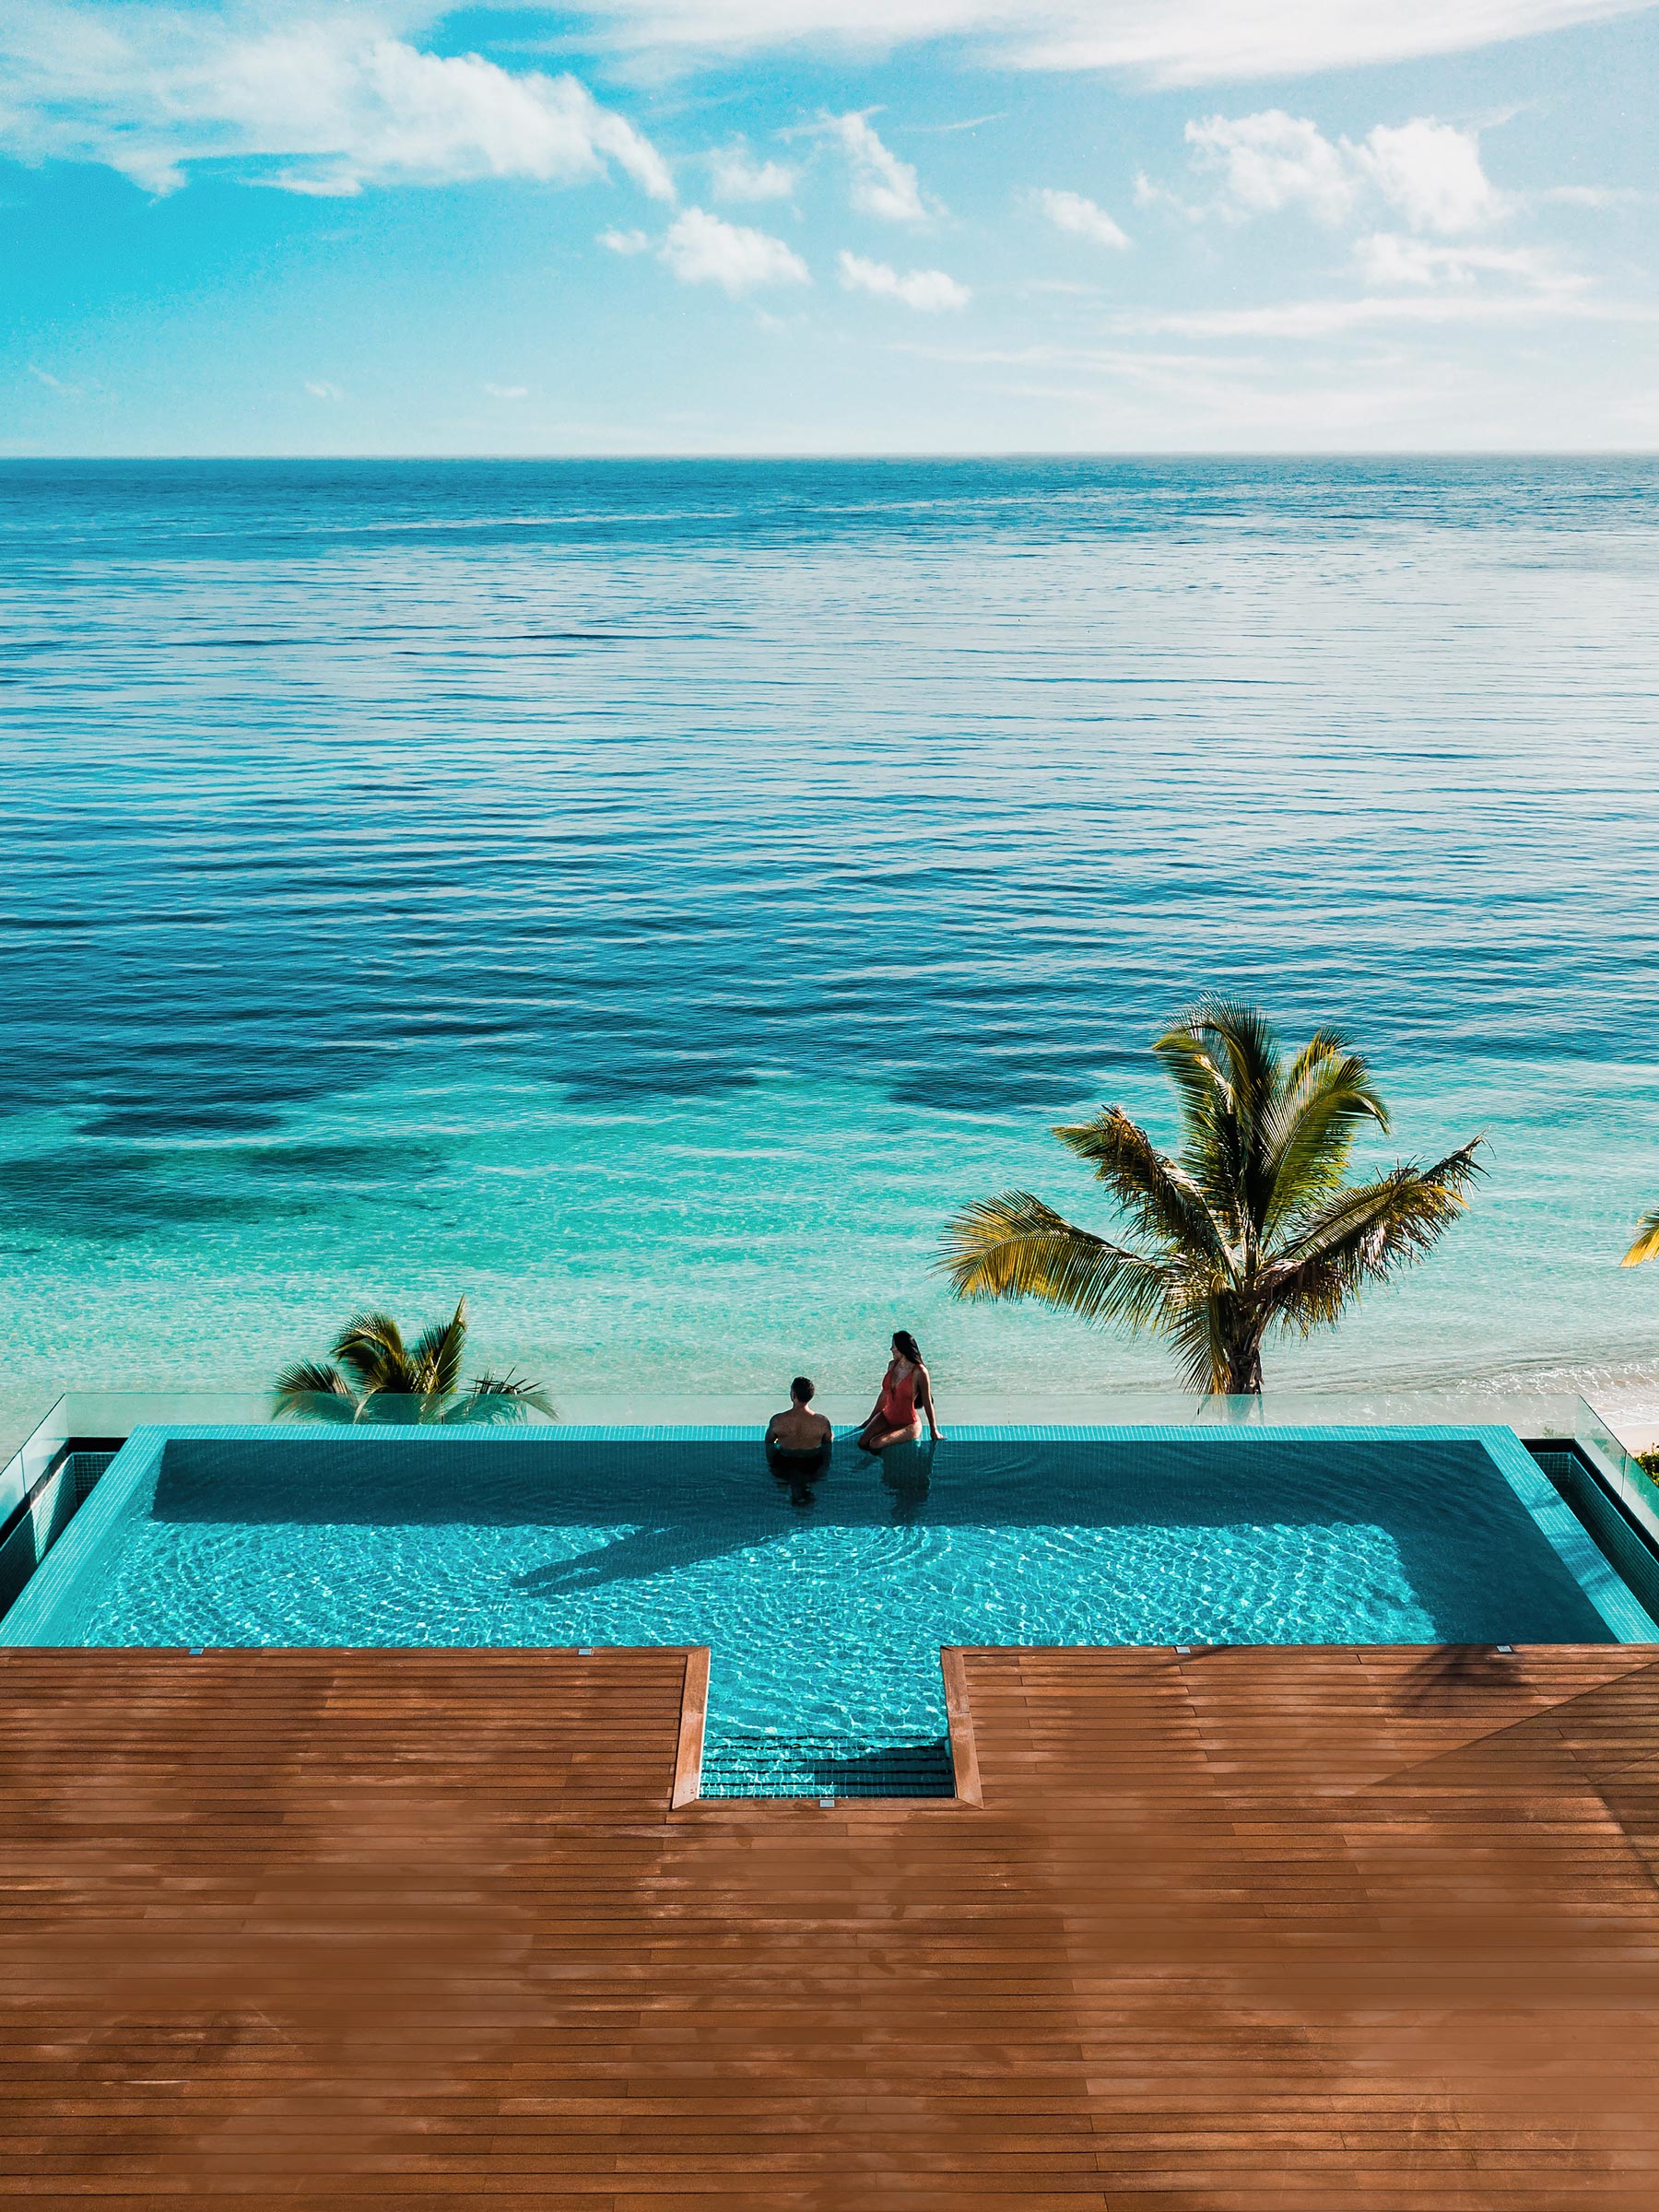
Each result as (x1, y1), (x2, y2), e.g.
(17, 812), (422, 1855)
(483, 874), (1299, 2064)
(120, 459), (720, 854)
(2, 0), (1656, 453)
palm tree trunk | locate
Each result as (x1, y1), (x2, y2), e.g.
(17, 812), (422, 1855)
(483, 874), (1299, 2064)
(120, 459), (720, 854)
(1221, 1328), (1265, 1395)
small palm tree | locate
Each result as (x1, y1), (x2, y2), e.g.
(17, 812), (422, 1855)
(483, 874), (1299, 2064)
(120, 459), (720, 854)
(1622, 1211), (1659, 1267)
(274, 1297), (553, 1424)
(938, 998), (1484, 1395)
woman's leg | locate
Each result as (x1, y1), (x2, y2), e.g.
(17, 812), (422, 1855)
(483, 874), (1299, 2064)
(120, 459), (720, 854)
(861, 1420), (921, 1453)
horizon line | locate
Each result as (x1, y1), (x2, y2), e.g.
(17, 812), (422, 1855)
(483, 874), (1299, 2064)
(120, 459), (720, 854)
(4, 447), (1659, 465)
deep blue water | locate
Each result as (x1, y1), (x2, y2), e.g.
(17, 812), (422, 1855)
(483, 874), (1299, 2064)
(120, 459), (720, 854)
(3, 458), (1659, 1423)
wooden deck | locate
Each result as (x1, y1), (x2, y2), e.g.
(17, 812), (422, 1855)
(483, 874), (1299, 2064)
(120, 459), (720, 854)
(4, 1643), (1659, 2208)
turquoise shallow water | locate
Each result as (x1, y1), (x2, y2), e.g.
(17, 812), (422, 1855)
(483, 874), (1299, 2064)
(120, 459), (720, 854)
(16, 1430), (1615, 1789)
(3, 458), (1659, 1425)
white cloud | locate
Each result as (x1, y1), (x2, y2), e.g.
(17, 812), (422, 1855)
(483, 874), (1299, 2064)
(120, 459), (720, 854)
(1121, 288), (1653, 336)
(919, 110), (1010, 134)
(1355, 119), (1504, 233)
(1181, 110), (1508, 235)
(269, 173), (362, 198)
(1132, 168), (1203, 220)
(1030, 187), (1130, 248)
(838, 251), (971, 310)
(661, 206), (810, 292)
(5, 0), (1654, 191)
(1353, 232), (1551, 286)
(304, 380), (344, 400)
(1185, 110), (1357, 224)
(484, 382), (530, 397)
(564, 0), (1659, 84)
(709, 139), (796, 201)
(598, 225), (653, 252)
(888, 335), (1467, 443)
(0, 8), (674, 200)
(826, 112), (933, 223)
(1543, 182), (1645, 206)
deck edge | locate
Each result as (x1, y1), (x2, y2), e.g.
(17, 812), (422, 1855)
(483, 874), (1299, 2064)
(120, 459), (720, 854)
(941, 1646), (983, 1806)
(671, 1645), (710, 1806)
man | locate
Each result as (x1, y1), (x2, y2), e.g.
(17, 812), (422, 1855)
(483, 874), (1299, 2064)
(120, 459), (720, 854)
(766, 1376), (833, 1458)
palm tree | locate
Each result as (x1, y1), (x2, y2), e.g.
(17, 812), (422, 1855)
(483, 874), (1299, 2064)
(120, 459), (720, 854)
(274, 1297), (554, 1424)
(1621, 1211), (1659, 1267)
(938, 999), (1484, 1396)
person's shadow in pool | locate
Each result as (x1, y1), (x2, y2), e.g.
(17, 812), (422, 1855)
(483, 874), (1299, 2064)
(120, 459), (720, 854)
(513, 1452), (833, 1595)
(512, 1515), (778, 1596)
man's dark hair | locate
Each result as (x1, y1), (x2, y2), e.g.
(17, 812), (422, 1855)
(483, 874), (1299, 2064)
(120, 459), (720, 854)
(791, 1376), (815, 1403)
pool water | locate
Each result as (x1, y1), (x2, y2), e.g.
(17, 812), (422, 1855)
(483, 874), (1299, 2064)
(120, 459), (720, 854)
(6, 1424), (1629, 1791)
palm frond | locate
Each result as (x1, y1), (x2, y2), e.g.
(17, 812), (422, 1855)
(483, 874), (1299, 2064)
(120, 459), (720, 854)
(1195, 997), (1282, 1128)
(1276, 1023), (1375, 1116)
(408, 1297), (467, 1401)
(441, 1394), (521, 1429)
(1262, 1139), (1487, 1324)
(354, 1389), (442, 1426)
(469, 1370), (556, 1418)
(1150, 1020), (1230, 1159)
(937, 1191), (1174, 1329)
(1161, 1285), (1235, 1395)
(272, 1359), (358, 1421)
(1154, 998), (1280, 1230)
(1623, 1206), (1659, 1267)
(442, 1371), (555, 1427)
(1259, 1035), (1390, 1241)
(331, 1310), (412, 1393)
(1051, 1106), (1227, 1264)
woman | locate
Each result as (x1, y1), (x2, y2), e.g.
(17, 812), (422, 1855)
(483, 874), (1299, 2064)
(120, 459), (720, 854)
(858, 1330), (944, 1452)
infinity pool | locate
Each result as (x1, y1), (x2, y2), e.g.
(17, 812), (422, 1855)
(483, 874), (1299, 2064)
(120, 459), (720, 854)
(4, 1423), (1644, 1793)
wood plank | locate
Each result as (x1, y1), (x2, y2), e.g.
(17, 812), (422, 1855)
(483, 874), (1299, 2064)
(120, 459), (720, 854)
(2, 1645), (1658, 2206)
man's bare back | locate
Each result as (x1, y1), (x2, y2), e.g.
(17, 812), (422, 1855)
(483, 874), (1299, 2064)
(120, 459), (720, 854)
(766, 1377), (832, 1453)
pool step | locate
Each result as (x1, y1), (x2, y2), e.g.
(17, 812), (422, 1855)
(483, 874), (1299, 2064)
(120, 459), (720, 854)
(699, 1734), (955, 1800)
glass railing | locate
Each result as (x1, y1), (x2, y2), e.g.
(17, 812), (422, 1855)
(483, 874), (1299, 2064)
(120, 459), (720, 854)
(0, 1387), (559, 1535)
(1560, 1398), (1659, 1547)
(3, 1380), (1647, 1485)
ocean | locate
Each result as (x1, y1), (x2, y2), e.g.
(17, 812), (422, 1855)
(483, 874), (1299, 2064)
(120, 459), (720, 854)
(3, 456), (1658, 1444)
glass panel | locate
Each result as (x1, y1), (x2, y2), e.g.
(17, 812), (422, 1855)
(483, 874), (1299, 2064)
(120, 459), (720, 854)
(0, 1394), (68, 1535)
(11, 1382), (1637, 1440)
(1572, 1398), (1659, 1543)
(53, 1386), (558, 1434)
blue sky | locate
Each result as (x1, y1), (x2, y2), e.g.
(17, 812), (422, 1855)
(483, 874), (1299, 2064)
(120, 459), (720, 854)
(3, 0), (1655, 453)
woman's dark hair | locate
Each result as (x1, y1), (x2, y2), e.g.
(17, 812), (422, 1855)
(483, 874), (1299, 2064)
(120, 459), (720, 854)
(791, 1376), (815, 1403)
(890, 1330), (922, 1364)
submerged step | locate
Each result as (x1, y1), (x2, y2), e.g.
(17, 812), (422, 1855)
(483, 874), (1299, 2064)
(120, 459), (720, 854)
(699, 1733), (955, 1800)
